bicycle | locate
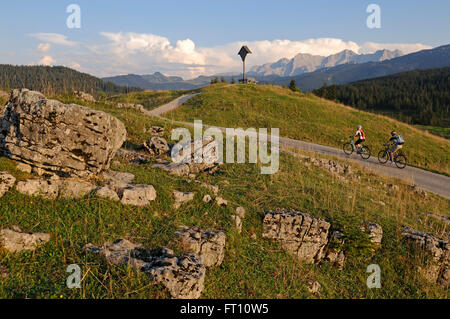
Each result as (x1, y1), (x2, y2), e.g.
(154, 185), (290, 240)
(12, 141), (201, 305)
(343, 136), (371, 159)
(377, 143), (407, 169)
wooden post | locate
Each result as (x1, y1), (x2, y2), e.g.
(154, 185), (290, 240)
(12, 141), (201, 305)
(243, 59), (245, 83)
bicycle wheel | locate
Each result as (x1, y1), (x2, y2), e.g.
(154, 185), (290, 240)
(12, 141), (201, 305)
(395, 154), (407, 169)
(343, 143), (353, 155)
(378, 150), (389, 164)
(360, 146), (371, 160)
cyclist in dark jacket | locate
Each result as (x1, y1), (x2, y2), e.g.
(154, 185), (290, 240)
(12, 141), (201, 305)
(389, 130), (404, 163)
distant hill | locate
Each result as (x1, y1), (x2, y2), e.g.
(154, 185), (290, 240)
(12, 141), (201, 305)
(249, 49), (403, 77)
(0, 65), (141, 96)
(313, 67), (450, 127)
(103, 72), (244, 90)
(271, 44), (450, 91)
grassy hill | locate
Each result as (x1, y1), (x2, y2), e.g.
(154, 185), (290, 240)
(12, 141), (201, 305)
(167, 84), (450, 175)
(0, 94), (449, 299)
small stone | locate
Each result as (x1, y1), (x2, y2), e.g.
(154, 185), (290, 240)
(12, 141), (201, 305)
(0, 228), (50, 253)
(203, 194), (212, 203)
(231, 215), (242, 233)
(236, 207), (246, 219)
(119, 184), (157, 206)
(173, 191), (195, 209)
(307, 280), (321, 294)
(0, 266), (8, 278)
(0, 171), (16, 198)
(215, 197), (228, 207)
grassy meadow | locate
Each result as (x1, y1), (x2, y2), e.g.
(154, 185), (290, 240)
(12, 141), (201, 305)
(167, 84), (450, 175)
(0, 96), (449, 299)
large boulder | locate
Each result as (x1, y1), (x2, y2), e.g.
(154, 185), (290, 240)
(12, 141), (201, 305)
(0, 89), (126, 178)
(85, 239), (206, 299)
(263, 209), (331, 264)
(402, 226), (449, 286)
(176, 227), (226, 268)
(16, 177), (96, 199)
(0, 227), (50, 253)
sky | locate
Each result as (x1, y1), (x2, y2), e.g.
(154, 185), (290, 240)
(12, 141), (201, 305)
(0, 0), (449, 79)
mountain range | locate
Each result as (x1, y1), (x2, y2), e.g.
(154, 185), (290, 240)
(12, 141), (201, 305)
(101, 45), (450, 92)
(248, 49), (403, 77)
(271, 44), (450, 91)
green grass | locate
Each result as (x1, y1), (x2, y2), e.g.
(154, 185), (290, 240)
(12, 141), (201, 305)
(103, 90), (192, 111)
(415, 125), (450, 139)
(1, 97), (449, 299)
(167, 84), (450, 175)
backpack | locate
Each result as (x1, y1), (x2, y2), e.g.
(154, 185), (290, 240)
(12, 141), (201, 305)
(396, 134), (405, 145)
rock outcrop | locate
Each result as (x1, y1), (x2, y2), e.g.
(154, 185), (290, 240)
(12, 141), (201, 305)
(0, 89), (126, 178)
(0, 227), (50, 253)
(176, 227), (226, 268)
(117, 103), (145, 112)
(173, 191), (195, 209)
(152, 137), (221, 177)
(118, 184), (157, 206)
(16, 177), (96, 199)
(402, 227), (449, 286)
(0, 171), (16, 198)
(263, 210), (331, 264)
(85, 239), (205, 299)
(361, 222), (383, 246)
(143, 137), (169, 157)
(74, 91), (96, 102)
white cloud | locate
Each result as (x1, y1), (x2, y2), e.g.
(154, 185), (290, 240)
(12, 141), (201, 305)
(29, 33), (77, 46)
(37, 43), (51, 53)
(38, 55), (55, 66)
(27, 31), (434, 78)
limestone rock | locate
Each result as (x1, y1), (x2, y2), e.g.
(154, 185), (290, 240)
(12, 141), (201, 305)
(94, 187), (120, 201)
(0, 89), (126, 178)
(74, 91), (96, 102)
(231, 215), (242, 233)
(0, 171), (16, 198)
(119, 184), (156, 206)
(200, 183), (219, 195)
(101, 170), (135, 192)
(16, 177), (96, 199)
(85, 239), (206, 299)
(202, 194), (212, 203)
(176, 226), (226, 268)
(215, 197), (228, 207)
(173, 191), (195, 209)
(307, 280), (321, 294)
(263, 209), (330, 264)
(402, 226), (449, 286)
(323, 230), (346, 270)
(0, 228), (50, 253)
(143, 136), (169, 156)
(16, 162), (32, 173)
(117, 103), (144, 112)
(236, 206), (246, 219)
(361, 222), (383, 246)
(154, 136), (221, 177)
(148, 126), (164, 136)
(0, 265), (8, 278)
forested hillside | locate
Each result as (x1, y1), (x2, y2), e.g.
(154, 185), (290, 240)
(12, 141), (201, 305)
(313, 67), (450, 127)
(0, 65), (141, 96)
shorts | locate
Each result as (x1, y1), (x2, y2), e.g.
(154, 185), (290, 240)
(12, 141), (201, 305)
(355, 139), (365, 145)
(391, 144), (403, 152)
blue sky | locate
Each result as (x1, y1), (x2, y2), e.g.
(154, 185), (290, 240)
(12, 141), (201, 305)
(0, 0), (449, 78)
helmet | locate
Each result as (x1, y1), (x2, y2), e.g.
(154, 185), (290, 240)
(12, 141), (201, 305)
(391, 130), (397, 136)
(356, 125), (362, 130)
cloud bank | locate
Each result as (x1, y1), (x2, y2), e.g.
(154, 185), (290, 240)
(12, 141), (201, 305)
(27, 32), (433, 79)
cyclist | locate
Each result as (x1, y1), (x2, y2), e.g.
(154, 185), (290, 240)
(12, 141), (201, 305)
(353, 125), (366, 153)
(389, 130), (405, 163)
